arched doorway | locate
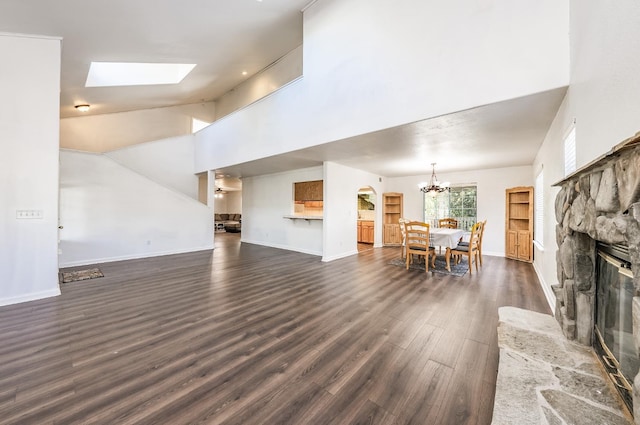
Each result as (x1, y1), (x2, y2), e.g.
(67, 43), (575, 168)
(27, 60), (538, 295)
(357, 186), (376, 252)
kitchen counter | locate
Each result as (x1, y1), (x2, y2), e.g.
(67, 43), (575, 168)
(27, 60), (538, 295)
(283, 215), (323, 220)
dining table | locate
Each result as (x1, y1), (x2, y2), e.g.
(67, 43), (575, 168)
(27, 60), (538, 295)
(430, 228), (466, 271)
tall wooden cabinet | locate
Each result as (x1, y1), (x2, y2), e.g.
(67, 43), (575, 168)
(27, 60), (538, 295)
(505, 186), (533, 262)
(383, 192), (403, 246)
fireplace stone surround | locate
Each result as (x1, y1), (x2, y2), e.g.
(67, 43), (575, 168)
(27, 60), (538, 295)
(553, 132), (640, 422)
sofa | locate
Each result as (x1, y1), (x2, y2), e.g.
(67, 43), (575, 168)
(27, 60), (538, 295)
(215, 213), (241, 232)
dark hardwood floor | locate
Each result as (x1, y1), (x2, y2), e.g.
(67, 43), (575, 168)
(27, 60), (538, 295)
(0, 233), (550, 424)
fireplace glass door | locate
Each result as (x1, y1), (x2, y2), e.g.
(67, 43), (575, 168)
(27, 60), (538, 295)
(595, 246), (637, 407)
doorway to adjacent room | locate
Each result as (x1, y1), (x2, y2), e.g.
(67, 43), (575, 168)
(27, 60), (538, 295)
(357, 186), (376, 252)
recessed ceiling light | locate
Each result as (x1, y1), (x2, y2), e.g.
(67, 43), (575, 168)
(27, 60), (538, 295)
(242, 71), (248, 76)
(75, 104), (90, 112)
(85, 62), (196, 87)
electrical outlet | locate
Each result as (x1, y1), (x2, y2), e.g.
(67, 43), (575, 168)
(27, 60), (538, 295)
(16, 209), (44, 219)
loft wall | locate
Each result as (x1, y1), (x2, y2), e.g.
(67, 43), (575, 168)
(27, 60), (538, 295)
(195, 0), (569, 172)
(106, 134), (199, 199)
(61, 102), (215, 152)
(215, 45), (303, 120)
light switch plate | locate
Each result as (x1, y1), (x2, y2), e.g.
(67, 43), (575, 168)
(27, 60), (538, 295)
(16, 209), (44, 219)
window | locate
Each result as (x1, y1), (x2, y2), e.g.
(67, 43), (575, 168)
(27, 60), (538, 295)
(535, 170), (544, 247)
(85, 62), (196, 87)
(564, 125), (576, 176)
(423, 186), (477, 230)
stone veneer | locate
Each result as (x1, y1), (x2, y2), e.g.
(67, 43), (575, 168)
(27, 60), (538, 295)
(553, 132), (640, 422)
(493, 307), (632, 424)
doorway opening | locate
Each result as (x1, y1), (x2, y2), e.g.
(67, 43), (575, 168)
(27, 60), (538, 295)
(357, 186), (376, 252)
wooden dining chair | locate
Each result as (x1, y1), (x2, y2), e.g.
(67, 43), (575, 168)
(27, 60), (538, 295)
(477, 219), (487, 266)
(456, 220), (486, 266)
(398, 217), (408, 259)
(405, 221), (436, 272)
(436, 217), (458, 254)
(447, 221), (481, 275)
(438, 218), (458, 229)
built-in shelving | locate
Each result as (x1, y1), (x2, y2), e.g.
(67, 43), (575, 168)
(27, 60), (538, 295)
(383, 192), (403, 246)
(505, 186), (533, 262)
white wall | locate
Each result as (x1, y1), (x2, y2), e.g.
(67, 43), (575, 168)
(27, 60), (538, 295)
(213, 192), (242, 214)
(195, 0), (569, 172)
(569, 0), (640, 167)
(225, 192), (242, 214)
(215, 46), (303, 120)
(0, 34), (61, 306)
(323, 162), (384, 261)
(241, 167), (323, 256)
(532, 0), (640, 311)
(59, 151), (213, 267)
(106, 134), (198, 199)
(532, 94), (571, 310)
(61, 102), (215, 152)
(385, 166), (533, 257)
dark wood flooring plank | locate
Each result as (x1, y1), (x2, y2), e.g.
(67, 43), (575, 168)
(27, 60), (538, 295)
(392, 359), (454, 424)
(349, 400), (398, 425)
(0, 233), (552, 425)
(434, 338), (490, 425)
(369, 322), (443, 414)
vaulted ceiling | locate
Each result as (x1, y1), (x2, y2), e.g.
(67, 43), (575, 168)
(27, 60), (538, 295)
(0, 0), (310, 118)
(0, 0), (566, 180)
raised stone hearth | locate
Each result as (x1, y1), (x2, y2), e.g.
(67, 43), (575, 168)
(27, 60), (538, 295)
(493, 307), (632, 424)
(553, 132), (640, 422)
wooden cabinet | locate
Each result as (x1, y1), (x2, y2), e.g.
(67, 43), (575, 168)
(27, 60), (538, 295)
(294, 180), (323, 201)
(383, 224), (401, 245)
(357, 220), (374, 244)
(383, 192), (403, 245)
(505, 186), (533, 262)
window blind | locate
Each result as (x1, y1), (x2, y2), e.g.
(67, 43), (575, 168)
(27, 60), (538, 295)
(564, 126), (576, 176)
(535, 170), (544, 247)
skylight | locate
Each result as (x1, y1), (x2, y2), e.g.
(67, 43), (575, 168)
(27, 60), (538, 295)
(85, 62), (196, 87)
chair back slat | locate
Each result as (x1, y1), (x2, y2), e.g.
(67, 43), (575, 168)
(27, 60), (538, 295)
(468, 222), (481, 248)
(405, 221), (435, 272)
(405, 221), (430, 251)
(438, 218), (458, 229)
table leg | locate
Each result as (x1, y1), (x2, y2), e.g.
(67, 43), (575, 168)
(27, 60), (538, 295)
(445, 248), (452, 271)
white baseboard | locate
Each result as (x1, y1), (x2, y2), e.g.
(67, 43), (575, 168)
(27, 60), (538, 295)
(58, 245), (215, 268)
(533, 261), (557, 313)
(322, 250), (359, 262)
(240, 239), (322, 257)
(0, 287), (61, 307)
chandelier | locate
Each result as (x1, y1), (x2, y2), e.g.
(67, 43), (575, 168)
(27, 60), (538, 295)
(419, 163), (450, 195)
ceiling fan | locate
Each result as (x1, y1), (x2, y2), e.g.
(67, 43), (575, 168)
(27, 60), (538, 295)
(214, 187), (228, 198)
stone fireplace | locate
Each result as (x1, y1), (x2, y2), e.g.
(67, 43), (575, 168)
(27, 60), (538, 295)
(554, 132), (640, 421)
